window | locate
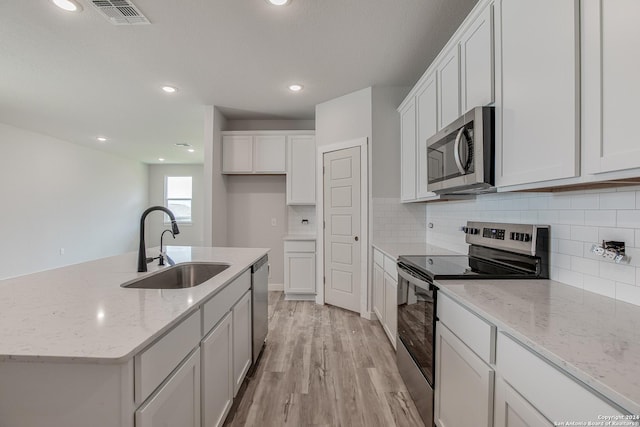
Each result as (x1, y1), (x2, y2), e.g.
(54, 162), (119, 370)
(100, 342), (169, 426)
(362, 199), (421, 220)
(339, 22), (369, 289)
(165, 176), (192, 223)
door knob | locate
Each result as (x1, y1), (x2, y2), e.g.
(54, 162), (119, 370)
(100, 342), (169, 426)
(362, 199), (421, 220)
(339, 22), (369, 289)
(354, 236), (359, 241)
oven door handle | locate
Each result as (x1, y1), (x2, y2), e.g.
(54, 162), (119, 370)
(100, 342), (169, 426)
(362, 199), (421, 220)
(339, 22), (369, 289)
(397, 267), (434, 293)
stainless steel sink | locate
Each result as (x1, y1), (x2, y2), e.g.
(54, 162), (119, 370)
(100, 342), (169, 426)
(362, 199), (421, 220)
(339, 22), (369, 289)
(121, 262), (230, 289)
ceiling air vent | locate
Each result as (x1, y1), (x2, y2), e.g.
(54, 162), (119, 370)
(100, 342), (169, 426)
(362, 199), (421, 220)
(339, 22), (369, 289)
(90, 0), (150, 25)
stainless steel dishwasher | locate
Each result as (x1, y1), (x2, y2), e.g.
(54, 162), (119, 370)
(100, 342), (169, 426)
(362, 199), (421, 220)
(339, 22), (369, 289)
(251, 256), (268, 365)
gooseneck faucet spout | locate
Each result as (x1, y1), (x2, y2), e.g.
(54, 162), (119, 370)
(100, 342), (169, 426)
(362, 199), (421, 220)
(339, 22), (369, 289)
(138, 206), (180, 272)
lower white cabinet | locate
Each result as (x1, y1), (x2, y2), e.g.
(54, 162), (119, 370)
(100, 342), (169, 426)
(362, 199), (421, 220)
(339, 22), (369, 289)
(434, 322), (494, 427)
(201, 312), (233, 427)
(372, 262), (384, 321)
(135, 349), (201, 427)
(383, 272), (397, 346)
(232, 290), (252, 396)
(284, 239), (316, 298)
(372, 248), (398, 349)
(494, 375), (552, 427)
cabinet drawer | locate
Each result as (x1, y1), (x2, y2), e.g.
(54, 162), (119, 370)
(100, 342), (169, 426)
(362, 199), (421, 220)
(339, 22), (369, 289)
(284, 240), (315, 253)
(373, 249), (384, 267)
(203, 269), (251, 335)
(135, 309), (201, 404)
(497, 333), (625, 422)
(383, 255), (397, 277)
(437, 292), (495, 364)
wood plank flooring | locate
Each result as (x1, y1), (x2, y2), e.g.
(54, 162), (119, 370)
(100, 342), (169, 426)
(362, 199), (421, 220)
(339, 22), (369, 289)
(224, 292), (425, 427)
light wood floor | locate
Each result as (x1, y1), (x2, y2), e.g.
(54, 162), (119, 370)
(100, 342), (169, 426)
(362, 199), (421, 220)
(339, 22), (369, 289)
(224, 291), (425, 427)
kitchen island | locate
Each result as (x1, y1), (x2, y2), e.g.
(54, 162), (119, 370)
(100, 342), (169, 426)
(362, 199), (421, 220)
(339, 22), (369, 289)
(0, 246), (268, 427)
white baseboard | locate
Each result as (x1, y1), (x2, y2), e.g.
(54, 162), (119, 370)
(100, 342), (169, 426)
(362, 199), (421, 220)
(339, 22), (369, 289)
(284, 293), (316, 301)
(268, 283), (284, 291)
(360, 310), (375, 321)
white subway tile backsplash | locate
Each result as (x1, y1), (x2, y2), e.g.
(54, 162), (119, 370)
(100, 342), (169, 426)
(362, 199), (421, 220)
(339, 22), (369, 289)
(426, 187), (640, 306)
(600, 191), (636, 210)
(617, 210), (640, 228)
(373, 197), (426, 244)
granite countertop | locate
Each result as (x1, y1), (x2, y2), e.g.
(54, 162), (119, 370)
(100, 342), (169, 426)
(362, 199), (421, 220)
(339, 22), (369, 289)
(0, 246), (268, 364)
(283, 234), (317, 240)
(436, 279), (640, 414)
(372, 242), (462, 260)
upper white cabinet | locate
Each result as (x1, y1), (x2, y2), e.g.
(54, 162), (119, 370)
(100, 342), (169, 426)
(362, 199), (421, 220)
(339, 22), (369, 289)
(460, 3), (494, 112)
(222, 132), (286, 174)
(287, 135), (316, 205)
(494, 0), (580, 187)
(416, 73), (439, 200)
(253, 135), (286, 173)
(437, 48), (461, 130)
(399, 100), (417, 202)
(583, 1), (640, 175)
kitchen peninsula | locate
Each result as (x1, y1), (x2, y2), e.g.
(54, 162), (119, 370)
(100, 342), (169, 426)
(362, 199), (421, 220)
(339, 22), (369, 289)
(0, 246), (268, 427)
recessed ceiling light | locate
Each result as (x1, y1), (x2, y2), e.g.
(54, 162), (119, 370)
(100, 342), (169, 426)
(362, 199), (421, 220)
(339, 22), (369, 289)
(188, 149), (195, 153)
(158, 158), (165, 162)
(288, 84), (303, 92)
(267, 0), (290, 5)
(52, 0), (82, 12)
(162, 86), (177, 94)
(96, 136), (107, 142)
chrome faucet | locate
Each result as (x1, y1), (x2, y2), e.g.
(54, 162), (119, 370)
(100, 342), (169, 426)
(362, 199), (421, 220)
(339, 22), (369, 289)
(138, 206), (180, 272)
(159, 229), (176, 266)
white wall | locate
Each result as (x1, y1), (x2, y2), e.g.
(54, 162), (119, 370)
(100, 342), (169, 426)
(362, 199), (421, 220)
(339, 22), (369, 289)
(204, 106), (229, 247)
(226, 176), (286, 285)
(426, 188), (640, 307)
(225, 119), (315, 131)
(315, 87), (372, 148)
(0, 123), (148, 279)
(146, 164), (204, 249)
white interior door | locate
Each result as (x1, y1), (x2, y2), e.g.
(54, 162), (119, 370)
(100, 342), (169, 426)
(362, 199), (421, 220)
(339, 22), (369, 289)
(323, 146), (361, 313)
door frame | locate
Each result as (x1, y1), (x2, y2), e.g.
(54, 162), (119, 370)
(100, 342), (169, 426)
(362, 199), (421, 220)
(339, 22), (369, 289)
(316, 137), (369, 317)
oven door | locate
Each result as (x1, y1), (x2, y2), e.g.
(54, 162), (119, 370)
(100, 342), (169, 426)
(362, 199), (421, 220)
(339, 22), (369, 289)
(426, 107), (493, 194)
(397, 266), (436, 386)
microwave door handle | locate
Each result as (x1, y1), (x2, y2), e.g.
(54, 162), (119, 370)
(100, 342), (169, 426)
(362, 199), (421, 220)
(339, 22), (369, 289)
(453, 127), (467, 174)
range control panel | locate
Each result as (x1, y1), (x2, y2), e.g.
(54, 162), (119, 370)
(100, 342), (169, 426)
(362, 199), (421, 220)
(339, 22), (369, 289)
(462, 221), (549, 256)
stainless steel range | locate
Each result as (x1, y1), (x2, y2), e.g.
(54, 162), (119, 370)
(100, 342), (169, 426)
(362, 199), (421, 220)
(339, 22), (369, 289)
(396, 222), (550, 427)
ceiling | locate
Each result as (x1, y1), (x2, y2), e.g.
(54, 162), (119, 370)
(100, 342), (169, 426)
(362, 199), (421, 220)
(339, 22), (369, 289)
(0, 0), (477, 164)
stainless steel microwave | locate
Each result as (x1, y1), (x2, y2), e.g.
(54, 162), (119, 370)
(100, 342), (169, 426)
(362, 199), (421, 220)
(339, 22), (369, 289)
(426, 106), (495, 195)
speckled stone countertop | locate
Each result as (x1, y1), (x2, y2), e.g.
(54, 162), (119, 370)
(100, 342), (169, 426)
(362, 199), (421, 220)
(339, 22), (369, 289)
(436, 279), (640, 414)
(0, 246), (268, 364)
(372, 242), (462, 260)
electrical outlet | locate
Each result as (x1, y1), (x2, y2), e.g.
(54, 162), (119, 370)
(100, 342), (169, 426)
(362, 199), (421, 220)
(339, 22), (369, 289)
(59, 248), (65, 255)
(271, 218), (277, 226)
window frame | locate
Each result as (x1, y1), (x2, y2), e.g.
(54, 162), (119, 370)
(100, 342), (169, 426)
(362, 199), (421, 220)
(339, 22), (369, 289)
(164, 175), (193, 225)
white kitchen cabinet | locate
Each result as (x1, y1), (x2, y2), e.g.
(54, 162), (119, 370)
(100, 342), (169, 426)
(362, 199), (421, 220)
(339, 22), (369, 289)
(232, 290), (252, 396)
(416, 73), (439, 199)
(434, 322), (494, 427)
(287, 135), (316, 205)
(495, 0), (579, 187)
(400, 100), (417, 202)
(284, 239), (316, 298)
(135, 349), (201, 427)
(372, 261), (384, 322)
(460, 2), (494, 112)
(583, 1), (640, 175)
(253, 135), (286, 173)
(437, 48), (461, 130)
(494, 375), (552, 427)
(222, 135), (253, 173)
(383, 272), (397, 348)
(201, 312), (233, 427)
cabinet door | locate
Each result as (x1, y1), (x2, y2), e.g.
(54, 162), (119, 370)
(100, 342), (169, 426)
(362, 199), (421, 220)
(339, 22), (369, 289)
(383, 272), (397, 348)
(583, 1), (640, 174)
(494, 376), (553, 427)
(400, 100), (417, 202)
(460, 3), (494, 112)
(495, 0), (579, 187)
(222, 135), (253, 173)
(416, 74), (438, 199)
(202, 312), (233, 427)
(232, 290), (252, 396)
(438, 48), (461, 129)
(287, 135), (316, 205)
(136, 349), (201, 427)
(372, 263), (384, 322)
(434, 322), (493, 427)
(254, 135), (286, 173)
(284, 252), (316, 294)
